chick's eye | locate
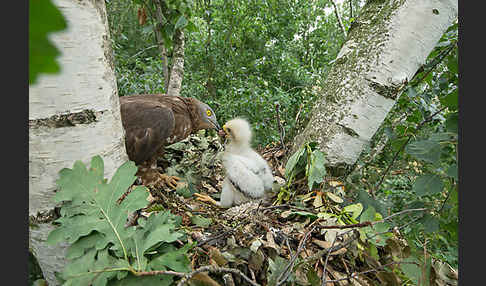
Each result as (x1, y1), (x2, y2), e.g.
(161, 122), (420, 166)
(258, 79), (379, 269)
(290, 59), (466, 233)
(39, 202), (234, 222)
(206, 110), (212, 116)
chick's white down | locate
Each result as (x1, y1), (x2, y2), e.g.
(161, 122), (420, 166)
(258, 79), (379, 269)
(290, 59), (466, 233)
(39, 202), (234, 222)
(219, 118), (274, 208)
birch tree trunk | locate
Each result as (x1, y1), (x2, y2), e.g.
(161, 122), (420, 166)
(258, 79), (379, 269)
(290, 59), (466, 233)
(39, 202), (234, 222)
(29, 0), (128, 284)
(166, 28), (185, 97)
(292, 0), (458, 175)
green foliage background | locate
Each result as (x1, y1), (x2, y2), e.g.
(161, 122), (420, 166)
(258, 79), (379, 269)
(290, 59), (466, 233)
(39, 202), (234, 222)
(107, 0), (350, 146)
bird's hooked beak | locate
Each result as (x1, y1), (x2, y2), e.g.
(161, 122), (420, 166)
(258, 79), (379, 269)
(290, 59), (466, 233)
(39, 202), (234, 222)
(207, 117), (222, 132)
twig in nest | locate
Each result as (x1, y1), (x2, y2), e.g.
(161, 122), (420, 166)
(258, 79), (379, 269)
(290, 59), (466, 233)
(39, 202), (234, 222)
(323, 261), (419, 284)
(318, 221), (372, 230)
(304, 229), (358, 264)
(262, 203), (318, 215)
(321, 229), (341, 286)
(340, 256), (352, 284)
(276, 225), (317, 286)
(176, 265), (260, 286)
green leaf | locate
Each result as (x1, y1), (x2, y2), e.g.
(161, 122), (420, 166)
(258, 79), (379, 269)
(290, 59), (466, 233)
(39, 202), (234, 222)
(445, 112), (458, 133)
(149, 243), (193, 273)
(373, 221), (390, 233)
(29, 0), (67, 85)
(360, 206), (376, 223)
(400, 257), (421, 285)
(306, 268), (321, 286)
(440, 89), (458, 111)
(447, 54), (458, 74)
(174, 15), (188, 30)
(446, 164), (458, 180)
(61, 248), (128, 284)
(369, 244), (379, 260)
(109, 273), (173, 286)
(405, 139), (442, 164)
(133, 210), (184, 255)
(267, 256), (293, 286)
(343, 203), (363, 220)
(46, 157), (160, 282)
(412, 174), (444, 196)
(356, 189), (387, 216)
(65, 231), (105, 260)
(185, 20), (199, 33)
(307, 150), (327, 190)
(390, 137), (409, 153)
(190, 215), (212, 228)
(285, 145), (306, 178)
(422, 214), (439, 233)
(161, 25), (173, 48)
(317, 212), (336, 219)
(141, 223), (183, 254)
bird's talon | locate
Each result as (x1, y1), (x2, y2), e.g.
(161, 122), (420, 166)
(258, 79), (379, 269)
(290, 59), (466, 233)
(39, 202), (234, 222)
(194, 193), (219, 206)
(159, 174), (181, 191)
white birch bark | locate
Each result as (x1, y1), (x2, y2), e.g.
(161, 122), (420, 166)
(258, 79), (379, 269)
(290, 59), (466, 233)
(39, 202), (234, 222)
(292, 0), (458, 175)
(167, 29), (185, 97)
(29, 0), (128, 284)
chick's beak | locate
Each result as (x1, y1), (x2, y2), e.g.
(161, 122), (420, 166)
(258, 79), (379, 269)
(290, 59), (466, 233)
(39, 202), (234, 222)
(218, 124), (227, 138)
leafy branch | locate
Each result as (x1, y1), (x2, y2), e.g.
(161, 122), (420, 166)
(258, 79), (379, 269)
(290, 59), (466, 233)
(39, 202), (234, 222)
(47, 156), (193, 285)
(372, 106), (447, 196)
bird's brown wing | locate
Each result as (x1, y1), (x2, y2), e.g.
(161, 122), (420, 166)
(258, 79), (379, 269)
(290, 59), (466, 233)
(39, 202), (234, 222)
(120, 97), (175, 165)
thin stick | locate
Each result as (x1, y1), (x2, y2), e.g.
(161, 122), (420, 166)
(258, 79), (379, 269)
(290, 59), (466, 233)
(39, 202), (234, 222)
(176, 265), (260, 286)
(304, 229), (358, 264)
(316, 208), (427, 231)
(129, 45), (158, 59)
(323, 261), (419, 284)
(321, 230), (340, 286)
(330, 0), (347, 38)
(276, 225), (317, 286)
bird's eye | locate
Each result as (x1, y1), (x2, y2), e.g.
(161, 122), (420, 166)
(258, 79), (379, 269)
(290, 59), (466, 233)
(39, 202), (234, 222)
(206, 110), (212, 116)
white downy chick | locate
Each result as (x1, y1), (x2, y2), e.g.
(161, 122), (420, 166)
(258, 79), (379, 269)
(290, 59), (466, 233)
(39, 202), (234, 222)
(218, 118), (274, 207)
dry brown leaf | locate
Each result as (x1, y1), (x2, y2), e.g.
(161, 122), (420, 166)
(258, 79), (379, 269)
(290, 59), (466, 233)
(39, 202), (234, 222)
(326, 191), (344, 203)
(277, 165), (286, 177)
(262, 231), (280, 254)
(313, 239), (333, 249)
(313, 191), (324, 208)
(209, 246), (228, 267)
(312, 239), (347, 255)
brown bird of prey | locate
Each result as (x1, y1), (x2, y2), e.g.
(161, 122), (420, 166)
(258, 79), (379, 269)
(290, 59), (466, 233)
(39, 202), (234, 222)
(120, 94), (221, 189)
(196, 118), (274, 207)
